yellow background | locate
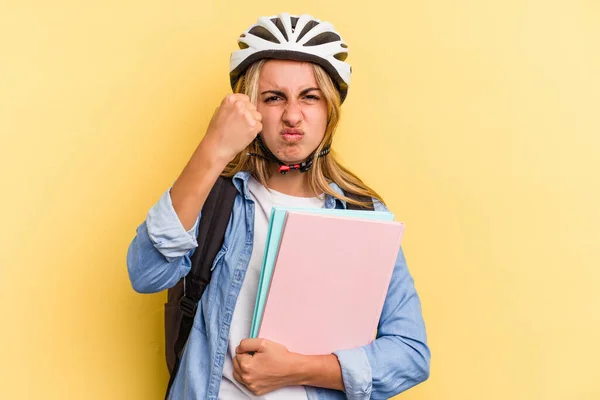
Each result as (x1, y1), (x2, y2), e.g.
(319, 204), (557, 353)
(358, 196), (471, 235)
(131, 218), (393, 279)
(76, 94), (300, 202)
(1, 1), (599, 399)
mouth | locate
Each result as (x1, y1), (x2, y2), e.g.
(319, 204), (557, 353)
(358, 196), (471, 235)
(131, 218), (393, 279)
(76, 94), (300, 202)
(280, 129), (304, 142)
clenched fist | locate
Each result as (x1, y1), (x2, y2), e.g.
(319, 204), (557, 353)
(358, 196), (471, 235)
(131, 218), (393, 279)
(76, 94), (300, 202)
(202, 93), (263, 164)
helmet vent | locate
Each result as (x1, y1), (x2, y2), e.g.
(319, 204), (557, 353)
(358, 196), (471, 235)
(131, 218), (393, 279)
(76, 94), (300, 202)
(304, 32), (341, 46)
(296, 20), (320, 42)
(248, 26), (280, 44)
(270, 18), (289, 41)
(291, 17), (299, 31)
(334, 52), (348, 61)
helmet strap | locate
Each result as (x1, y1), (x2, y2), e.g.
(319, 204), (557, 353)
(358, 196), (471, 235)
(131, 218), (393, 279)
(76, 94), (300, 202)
(247, 134), (331, 175)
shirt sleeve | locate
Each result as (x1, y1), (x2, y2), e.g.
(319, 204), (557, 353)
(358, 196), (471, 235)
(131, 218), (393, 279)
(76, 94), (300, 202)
(126, 187), (201, 293)
(146, 187), (200, 262)
(332, 199), (431, 400)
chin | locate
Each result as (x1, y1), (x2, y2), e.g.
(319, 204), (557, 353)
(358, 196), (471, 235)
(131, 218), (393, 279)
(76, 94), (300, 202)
(279, 150), (315, 165)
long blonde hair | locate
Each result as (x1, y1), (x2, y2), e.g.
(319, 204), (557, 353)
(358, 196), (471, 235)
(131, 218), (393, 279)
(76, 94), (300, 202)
(222, 59), (384, 207)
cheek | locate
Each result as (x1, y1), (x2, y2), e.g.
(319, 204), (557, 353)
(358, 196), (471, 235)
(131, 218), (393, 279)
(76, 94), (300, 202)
(309, 108), (328, 136)
(257, 107), (279, 129)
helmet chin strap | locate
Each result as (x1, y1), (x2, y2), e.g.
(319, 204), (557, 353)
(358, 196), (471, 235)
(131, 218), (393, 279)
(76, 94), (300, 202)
(247, 134), (331, 175)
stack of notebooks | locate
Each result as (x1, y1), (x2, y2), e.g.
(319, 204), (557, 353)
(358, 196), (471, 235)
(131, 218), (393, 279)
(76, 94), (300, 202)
(249, 206), (405, 355)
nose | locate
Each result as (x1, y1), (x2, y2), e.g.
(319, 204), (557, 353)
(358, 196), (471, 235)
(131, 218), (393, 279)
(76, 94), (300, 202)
(282, 100), (303, 127)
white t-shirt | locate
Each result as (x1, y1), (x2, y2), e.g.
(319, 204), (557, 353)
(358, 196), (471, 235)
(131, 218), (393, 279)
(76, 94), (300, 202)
(219, 176), (326, 400)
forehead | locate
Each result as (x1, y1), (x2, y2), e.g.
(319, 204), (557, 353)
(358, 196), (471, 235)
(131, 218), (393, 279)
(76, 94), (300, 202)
(258, 59), (318, 89)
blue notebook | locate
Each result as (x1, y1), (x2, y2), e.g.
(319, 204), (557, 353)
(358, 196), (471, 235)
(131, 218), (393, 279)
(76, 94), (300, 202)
(249, 206), (395, 338)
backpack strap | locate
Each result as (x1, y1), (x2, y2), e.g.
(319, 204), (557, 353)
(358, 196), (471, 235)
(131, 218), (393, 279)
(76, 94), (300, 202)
(166, 176), (237, 398)
(342, 190), (375, 211)
(183, 176), (237, 319)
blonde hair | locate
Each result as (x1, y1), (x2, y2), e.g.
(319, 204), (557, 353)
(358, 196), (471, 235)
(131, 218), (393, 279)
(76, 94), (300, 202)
(222, 59), (384, 207)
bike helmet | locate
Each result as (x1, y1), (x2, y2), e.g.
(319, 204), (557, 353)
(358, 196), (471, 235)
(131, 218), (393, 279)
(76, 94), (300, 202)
(229, 12), (352, 103)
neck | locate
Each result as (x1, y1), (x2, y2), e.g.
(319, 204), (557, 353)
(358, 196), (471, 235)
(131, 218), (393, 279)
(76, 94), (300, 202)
(266, 163), (316, 198)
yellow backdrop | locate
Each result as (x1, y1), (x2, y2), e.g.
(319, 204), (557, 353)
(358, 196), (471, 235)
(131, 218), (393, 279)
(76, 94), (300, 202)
(1, 1), (599, 399)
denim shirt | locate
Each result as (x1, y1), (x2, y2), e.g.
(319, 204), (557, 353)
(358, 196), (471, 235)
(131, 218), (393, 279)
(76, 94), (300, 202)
(127, 171), (430, 400)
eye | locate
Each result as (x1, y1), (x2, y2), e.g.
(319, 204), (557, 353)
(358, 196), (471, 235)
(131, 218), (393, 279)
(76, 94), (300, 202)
(304, 94), (320, 101)
(264, 96), (283, 103)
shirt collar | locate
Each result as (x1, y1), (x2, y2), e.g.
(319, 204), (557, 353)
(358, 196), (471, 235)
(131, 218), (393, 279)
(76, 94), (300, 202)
(232, 171), (347, 209)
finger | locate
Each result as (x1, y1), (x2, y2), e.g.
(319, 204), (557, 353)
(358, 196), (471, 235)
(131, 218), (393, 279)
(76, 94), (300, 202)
(224, 93), (249, 105)
(232, 355), (242, 374)
(243, 110), (257, 127)
(236, 340), (248, 354)
(251, 111), (262, 122)
(235, 100), (247, 113)
(234, 100), (254, 124)
(244, 101), (257, 112)
(237, 338), (264, 354)
(240, 353), (255, 373)
(253, 121), (263, 135)
(234, 93), (250, 102)
(234, 353), (253, 369)
(233, 368), (245, 384)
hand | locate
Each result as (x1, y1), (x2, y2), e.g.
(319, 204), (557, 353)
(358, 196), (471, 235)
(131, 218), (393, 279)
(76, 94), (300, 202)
(201, 93), (263, 164)
(232, 338), (301, 396)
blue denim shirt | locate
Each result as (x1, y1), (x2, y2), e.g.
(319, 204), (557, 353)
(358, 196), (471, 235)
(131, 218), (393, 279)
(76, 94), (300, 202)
(127, 171), (430, 400)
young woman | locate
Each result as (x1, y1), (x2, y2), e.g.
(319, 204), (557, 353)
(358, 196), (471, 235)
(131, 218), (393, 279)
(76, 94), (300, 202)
(127, 13), (430, 400)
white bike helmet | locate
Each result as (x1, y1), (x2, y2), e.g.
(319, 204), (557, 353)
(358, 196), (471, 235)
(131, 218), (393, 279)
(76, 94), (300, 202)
(229, 13), (352, 103)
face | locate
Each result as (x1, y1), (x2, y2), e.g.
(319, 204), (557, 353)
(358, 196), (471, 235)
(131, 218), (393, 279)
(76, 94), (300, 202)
(256, 59), (328, 164)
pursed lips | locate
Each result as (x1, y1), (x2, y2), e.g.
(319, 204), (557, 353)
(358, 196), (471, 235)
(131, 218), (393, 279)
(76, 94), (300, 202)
(280, 128), (304, 142)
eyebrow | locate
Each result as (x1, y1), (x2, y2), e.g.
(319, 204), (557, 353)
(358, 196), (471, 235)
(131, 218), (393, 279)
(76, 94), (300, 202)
(260, 87), (321, 97)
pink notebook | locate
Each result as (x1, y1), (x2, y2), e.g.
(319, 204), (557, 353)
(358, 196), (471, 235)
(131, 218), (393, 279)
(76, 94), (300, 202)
(257, 212), (405, 355)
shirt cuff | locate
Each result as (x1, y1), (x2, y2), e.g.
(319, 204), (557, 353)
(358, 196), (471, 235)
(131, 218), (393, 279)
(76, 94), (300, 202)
(333, 347), (373, 400)
(146, 187), (200, 261)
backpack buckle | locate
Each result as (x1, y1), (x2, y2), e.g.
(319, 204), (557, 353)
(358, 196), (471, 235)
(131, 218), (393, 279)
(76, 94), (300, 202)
(180, 295), (198, 318)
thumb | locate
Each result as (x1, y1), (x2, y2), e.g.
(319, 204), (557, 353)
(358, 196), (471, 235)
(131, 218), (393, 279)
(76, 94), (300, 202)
(236, 338), (263, 354)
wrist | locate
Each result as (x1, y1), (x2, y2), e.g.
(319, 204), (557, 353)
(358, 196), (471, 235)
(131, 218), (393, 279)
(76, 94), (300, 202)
(195, 139), (231, 171)
(288, 353), (345, 391)
(289, 353), (311, 386)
